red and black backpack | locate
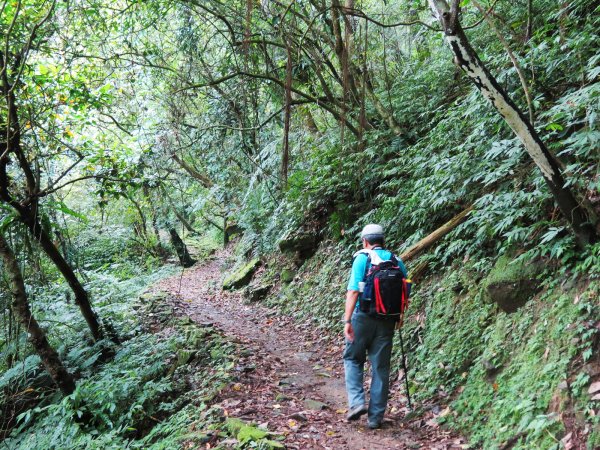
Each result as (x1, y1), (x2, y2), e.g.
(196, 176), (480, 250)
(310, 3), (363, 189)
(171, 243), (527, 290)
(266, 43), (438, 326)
(356, 249), (412, 320)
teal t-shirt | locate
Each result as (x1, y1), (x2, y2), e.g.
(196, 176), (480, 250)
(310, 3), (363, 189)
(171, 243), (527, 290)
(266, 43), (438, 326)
(346, 247), (408, 292)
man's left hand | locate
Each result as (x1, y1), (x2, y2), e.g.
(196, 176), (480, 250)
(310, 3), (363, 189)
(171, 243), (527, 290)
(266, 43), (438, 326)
(344, 322), (354, 342)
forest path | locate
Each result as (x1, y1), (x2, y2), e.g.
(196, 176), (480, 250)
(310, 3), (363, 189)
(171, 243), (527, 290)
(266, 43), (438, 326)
(152, 248), (465, 450)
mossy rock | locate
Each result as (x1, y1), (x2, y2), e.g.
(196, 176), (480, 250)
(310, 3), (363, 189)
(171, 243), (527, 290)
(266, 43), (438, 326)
(280, 268), (296, 283)
(223, 258), (261, 290)
(244, 284), (272, 302)
(483, 255), (543, 313)
(225, 417), (245, 434)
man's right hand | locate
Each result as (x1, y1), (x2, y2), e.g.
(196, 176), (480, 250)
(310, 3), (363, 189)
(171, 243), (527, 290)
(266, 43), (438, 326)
(344, 322), (354, 343)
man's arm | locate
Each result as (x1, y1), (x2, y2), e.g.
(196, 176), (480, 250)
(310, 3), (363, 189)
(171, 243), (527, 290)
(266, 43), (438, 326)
(344, 290), (359, 342)
(345, 252), (367, 343)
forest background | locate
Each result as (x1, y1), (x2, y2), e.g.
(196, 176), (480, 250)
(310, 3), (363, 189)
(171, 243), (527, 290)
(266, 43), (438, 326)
(0, 0), (599, 448)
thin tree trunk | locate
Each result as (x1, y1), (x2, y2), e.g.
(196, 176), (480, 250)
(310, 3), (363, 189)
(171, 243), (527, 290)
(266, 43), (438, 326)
(282, 41), (292, 188)
(161, 186), (198, 234)
(428, 0), (597, 248)
(19, 211), (107, 342)
(174, 208), (197, 234)
(169, 228), (196, 268)
(171, 153), (214, 188)
(126, 194), (148, 238)
(143, 184), (163, 246)
(223, 217), (229, 247)
(471, 0), (534, 124)
(1, 42), (114, 344)
(400, 206), (474, 262)
(525, 0), (533, 42)
(0, 233), (76, 395)
(300, 105), (320, 133)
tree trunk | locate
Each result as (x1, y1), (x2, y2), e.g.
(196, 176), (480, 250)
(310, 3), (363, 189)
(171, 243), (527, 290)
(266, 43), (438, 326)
(223, 217), (229, 247)
(19, 211), (107, 342)
(281, 42), (292, 188)
(173, 208), (197, 234)
(126, 194), (148, 238)
(428, 0), (597, 249)
(169, 228), (196, 267)
(0, 233), (76, 395)
(161, 186), (198, 234)
(171, 153), (214, 188)
(400, 206), (474, 262)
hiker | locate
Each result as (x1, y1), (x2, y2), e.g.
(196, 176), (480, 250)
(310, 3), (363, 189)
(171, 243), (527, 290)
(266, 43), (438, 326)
(343, 224), (408, 429)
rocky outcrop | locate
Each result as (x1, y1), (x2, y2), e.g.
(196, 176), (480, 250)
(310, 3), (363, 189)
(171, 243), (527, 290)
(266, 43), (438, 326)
(483, 256), (543, 313)
(278, 232), (319, 261)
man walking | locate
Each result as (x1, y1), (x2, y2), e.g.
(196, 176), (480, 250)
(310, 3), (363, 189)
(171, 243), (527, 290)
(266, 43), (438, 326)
(343, 224), (408, 429)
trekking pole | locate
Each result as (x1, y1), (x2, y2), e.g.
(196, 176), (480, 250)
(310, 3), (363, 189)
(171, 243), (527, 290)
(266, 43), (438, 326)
(398, 327), (412, 410)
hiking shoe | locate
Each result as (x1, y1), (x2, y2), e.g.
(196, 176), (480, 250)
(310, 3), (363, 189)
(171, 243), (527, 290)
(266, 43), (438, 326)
(367, 420), (382, 430)
(346, 404), (367, 421)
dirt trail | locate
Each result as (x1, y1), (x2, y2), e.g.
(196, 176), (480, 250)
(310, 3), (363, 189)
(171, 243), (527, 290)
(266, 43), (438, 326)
(152, 249), (465, 450)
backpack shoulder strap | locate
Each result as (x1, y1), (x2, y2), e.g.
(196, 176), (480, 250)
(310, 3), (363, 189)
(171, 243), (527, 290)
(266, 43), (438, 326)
(352, 249), (369, 259)
(351, 249), (369, 264)
(361, 249), (385, 265)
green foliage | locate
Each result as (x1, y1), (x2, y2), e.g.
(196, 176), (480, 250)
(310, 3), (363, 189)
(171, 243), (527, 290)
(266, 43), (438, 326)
(3, 0), (600, 448)
(4, 304), (241, 449)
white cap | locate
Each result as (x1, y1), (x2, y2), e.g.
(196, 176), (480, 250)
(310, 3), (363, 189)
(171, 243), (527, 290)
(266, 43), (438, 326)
(360, 224), (384, 239)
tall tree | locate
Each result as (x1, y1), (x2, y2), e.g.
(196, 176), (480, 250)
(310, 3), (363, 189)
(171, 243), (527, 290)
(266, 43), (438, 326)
(427, 0), (598, 248)
(0, 232), (76, 395)
(0, 0), (110, 342)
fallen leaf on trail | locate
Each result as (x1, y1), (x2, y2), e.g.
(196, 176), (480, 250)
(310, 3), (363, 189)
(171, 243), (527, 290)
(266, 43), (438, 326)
(232, 383), (243, 391)
(335, 408), (347, 414)
(326, 431), (336, 437)
(287, 419), (300, 431)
